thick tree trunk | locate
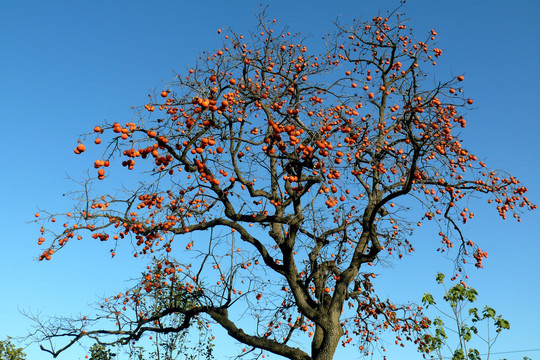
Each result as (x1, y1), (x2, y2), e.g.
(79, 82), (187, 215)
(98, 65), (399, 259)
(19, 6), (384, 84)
(311, 318), (343, 360)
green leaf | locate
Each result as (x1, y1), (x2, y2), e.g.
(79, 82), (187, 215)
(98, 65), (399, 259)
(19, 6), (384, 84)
(465, 288), (478, 302)
(494, 317), (510, 332)
(422, 293), (435, 306)
(483, 306), (496, 319)
(461, 325), (472, 342)
(467, 348), (481, 360)
(435, 327), (448, 339)
(436, 272), (445, 284)
(444, 284), (467, 306)
(468, 307), (479, 320)
(433, 317), (444, 326)
(452, 348), (465, 360)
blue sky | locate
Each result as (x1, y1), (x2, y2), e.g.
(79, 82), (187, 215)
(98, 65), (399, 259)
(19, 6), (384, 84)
(1, 0), (539, 359)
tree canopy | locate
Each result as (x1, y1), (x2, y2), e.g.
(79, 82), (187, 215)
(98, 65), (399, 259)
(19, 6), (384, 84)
(31, 9), (535, 360)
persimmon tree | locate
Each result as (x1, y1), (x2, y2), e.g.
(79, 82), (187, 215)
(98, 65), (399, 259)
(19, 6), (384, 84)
(31, 10), (535, 360)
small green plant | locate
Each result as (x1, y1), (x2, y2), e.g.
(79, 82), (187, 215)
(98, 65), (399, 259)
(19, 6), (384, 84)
(419, 273), (510, 360)
(0, 337), (26, 360)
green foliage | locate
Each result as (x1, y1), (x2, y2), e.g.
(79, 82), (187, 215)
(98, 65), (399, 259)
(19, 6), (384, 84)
(422, 293), (436, 306)
(0, 337), (26, 360)
(89, 343), (116, 360)
(419, 273), (510, 360)
(442, 284), (478, 307)
(436, 273), (446, 284)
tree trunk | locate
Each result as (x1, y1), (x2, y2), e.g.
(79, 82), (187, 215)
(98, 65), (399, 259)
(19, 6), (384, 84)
(311, 318), (343, 360)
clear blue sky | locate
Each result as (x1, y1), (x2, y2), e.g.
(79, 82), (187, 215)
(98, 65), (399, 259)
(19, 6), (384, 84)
(1, 0), (539, 359)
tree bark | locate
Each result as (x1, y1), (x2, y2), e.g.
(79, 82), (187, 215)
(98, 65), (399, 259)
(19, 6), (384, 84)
(311, 306), (343, 360)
